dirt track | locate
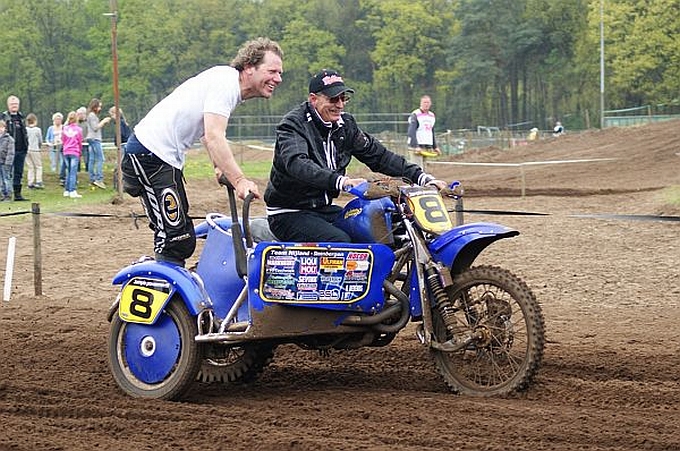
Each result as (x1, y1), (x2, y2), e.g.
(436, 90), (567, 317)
(1, 120), (680, 450)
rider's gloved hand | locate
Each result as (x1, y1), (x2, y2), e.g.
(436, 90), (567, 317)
(425, 179), (448, 190)
(342, 177), (368, 192)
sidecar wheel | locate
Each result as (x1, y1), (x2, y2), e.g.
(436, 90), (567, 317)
(198, 343), (276, 384)
(431, 265), (545, 397)
(108, 297), (203, 400)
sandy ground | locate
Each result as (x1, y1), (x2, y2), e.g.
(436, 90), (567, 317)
(1, 119), (679, 450)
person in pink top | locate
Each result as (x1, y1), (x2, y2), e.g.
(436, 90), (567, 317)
(61, 111), (84, 198)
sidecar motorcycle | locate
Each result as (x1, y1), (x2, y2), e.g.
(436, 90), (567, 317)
(107, 179), (545, 400)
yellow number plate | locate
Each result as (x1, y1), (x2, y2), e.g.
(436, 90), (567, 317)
(118, 277), (172, 324)
(408, 192), (453, 234)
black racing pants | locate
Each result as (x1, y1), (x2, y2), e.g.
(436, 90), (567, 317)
(267, 205), (351, 242)
(121, 135), (195, 266)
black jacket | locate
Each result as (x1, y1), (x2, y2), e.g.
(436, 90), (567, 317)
(265, 102), (432, 211)
(1, 111), (28, 153)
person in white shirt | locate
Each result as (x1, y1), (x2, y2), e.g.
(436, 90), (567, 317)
(121, 37), (283, 266)
(407, 95), (441, 157)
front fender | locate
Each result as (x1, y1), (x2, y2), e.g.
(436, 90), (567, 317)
(408, 222), (519, 318)
(429, 222), (519, 272)
(112, 261), (210, 318)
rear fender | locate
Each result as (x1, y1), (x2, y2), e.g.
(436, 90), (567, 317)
(111, 261), (210, 323)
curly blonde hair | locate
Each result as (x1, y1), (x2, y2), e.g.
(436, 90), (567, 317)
(230, 37), (283, 71)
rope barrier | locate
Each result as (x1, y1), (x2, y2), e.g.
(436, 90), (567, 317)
(3, 208), (680, 222)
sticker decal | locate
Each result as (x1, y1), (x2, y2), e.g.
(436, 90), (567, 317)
(161, 188), (181, 227)
(260, 247), (374, 304)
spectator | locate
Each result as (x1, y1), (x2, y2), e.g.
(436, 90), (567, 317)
(45, 112), (64, 175)
(76, 106), (88, 174)
(407, 95), (441, 158)
(553, 121), (564, 137)
(528, 127), (539, 141)
(0, 121), (15, 202)
(1, 95), (29, 201)
(264, 69), (446, 243)
(86, 98), (111, 189)
(61, 111), (84, 198)
(108, 106), (131, 151)
(25, 113), (44, 189)
(121, 37), (283, 266)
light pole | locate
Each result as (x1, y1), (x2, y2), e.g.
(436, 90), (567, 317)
(600, 0), (605, 129)
(105, 0), (123, 197)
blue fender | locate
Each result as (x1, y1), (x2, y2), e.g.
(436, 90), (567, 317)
(112, 261), (210, 316)
(429, 222), (519, 271)
(408, 222), (518, 317)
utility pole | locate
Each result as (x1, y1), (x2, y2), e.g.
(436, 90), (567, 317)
(600, 0), (605, 129)
(105, 0), (123, 198)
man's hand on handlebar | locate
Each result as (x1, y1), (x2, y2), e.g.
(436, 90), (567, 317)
(425, 179), (448, 190)
(216, 172), (261, 199)
(342, 177), (368, 192)
(235, 178), (260, 200)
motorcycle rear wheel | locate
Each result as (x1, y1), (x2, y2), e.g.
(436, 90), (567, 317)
(108, 297), (203, 400)
(198, 343), (276, 384)
(431, 265), (545, 397)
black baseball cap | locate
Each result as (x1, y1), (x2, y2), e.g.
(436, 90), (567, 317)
(309, 69), (355, 97)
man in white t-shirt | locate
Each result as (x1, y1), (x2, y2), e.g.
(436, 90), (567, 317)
(122, 37), (284, 266)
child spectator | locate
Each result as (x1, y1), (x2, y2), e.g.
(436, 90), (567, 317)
(45, 112), (64, 174)
(61, 111), (84, 198)
(25, 113), (44, 189)
(0, 121), (15, 201)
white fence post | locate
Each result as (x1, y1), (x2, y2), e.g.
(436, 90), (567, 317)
(4, 236), (16, 302)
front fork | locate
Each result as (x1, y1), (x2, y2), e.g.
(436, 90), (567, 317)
(405, 221), (481, 353)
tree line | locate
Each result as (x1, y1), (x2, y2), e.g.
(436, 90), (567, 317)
(0, 0), (677, 136)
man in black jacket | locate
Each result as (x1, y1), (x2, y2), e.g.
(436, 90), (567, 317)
(1, 95), (29, 201)
(265, 69), (446, 242)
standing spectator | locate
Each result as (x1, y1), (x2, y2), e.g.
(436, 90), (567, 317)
(25, 113), (44, 189)
(61, 111), (84, 198)
(122, 37), (283, 266)
(528, 127), (539, 141)
(0, 121), (15, 202)
(407, 95), (441, 158)
(553, 121), (564, 137)
(108, 106), (131, 151)
(1, 95), (29, 201)
(45, 112), (63, 174)
(76, 106), (88, 174)
(86, 98), (111, 189)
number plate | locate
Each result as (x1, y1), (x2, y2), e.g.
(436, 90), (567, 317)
(119, 277), (173, 324)
(407, 192), (453, 233)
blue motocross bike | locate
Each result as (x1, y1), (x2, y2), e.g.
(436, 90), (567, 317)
(107, 179), (545, 400)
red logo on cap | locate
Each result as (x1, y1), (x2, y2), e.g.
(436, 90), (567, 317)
(322, 75), (343, 86)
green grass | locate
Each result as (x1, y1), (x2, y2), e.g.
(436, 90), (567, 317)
(0, 150), (274, 218)
(183, 150), (273, 179)
(661, 185), (680, 207)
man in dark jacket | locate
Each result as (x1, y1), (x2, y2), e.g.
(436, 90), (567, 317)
(1, 95), (29, 201)
(265, 69), (446, 242)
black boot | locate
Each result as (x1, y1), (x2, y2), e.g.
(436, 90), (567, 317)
(13, 185), (28, 201)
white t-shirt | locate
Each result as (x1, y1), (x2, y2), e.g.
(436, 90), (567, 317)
(134, 66), (242, 169)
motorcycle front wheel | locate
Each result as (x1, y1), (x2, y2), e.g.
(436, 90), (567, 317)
(431, 265), (545, 397)
(108, 297), (203, 400)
